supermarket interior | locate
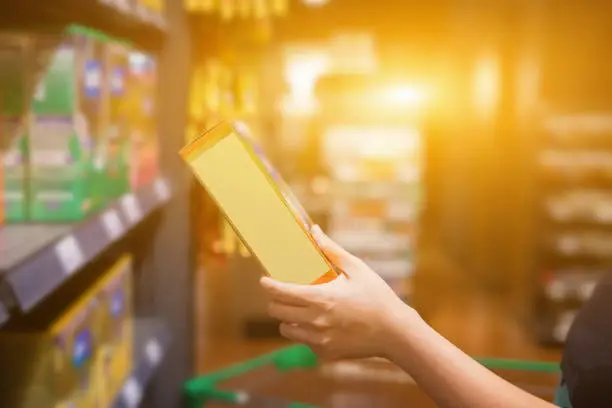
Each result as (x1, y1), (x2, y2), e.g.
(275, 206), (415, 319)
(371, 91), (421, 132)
(0, 0), (611, 407)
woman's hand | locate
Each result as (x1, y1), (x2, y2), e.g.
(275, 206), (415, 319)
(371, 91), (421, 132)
(260, 225), (416, 361)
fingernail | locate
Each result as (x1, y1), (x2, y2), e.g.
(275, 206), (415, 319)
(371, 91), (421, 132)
(260, 276), (273, 287)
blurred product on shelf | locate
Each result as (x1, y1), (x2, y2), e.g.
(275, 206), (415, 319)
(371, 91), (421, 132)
(0, 34), (30, 224)
(0, 254), (134, 408)
(127, 51), (159, 189)
(95, 255), (134, 407)
(96, 42), (130, 207)
(321, 122), (423, 301)
(535, 112), (612, 344)
(186, 0), (288, 19)
(29, 29), (104, 221)
(2, 117), (29, 223)
(0, 25), (159, 224)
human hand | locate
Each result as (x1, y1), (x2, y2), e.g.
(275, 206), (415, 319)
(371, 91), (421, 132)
(260, 225), (417, 361)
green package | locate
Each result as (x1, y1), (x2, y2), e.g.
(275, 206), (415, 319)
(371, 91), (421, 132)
(29, 32), (103, 221)
(2, 117), (29, 222)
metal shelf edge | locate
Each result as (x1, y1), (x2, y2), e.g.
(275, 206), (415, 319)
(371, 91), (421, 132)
(1, 177), (172, 314)
(112, 322), (172, 408)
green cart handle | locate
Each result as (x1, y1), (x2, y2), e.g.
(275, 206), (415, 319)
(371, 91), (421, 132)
(185, 344), (561, 408)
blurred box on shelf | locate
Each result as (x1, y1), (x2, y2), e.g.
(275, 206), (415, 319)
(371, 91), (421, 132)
(2, 117), (29, 222)
(127, 52), (159, 190)
(94, 254), (134, 407)
(29, 30), (105, 221)
(0, 34), (31, 224)
(94, 42), (131, 209)
(0, 274), (103, 408)
(139, 0), (165, 22)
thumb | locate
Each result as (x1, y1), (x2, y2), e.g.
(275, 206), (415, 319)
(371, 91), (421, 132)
(311, 225), (359, 272)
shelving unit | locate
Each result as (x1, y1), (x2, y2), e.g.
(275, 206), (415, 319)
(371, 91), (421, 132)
(0, 0), (195, 406)
(1, 0), (166, 50)
(534, 112), (612, 345)
(0, 177), (170, 315)
(111, 319), (172, 408)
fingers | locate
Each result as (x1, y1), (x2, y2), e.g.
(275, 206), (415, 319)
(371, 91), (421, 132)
(268, 301), (332, 329)
(310, 225), (361, 272)
(279, 322), (324, 345)
(260, 276), (323, 306)
(268, 302), (311, 324)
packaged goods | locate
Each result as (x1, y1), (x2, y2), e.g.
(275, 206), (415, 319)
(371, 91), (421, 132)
(181, 121), (339, 284)
(0, 276), (103, 408)
(29, 30), (103, 221)
(94, 255), (134, 406)
(127, 52), (158, 189)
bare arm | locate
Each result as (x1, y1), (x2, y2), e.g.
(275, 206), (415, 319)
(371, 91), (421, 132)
(384, 306), (557, 408)
(261, 226), (557, 408)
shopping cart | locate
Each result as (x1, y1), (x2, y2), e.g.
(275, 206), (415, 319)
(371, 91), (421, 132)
(185, 344), (573, 408)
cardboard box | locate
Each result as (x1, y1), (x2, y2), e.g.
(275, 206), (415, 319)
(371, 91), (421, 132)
(181, 122), (339, 285)
(2, 116), (29, 222)
(0, 277), (103, 408)
(127, 52), (158, 189)
(0, 33), (31, 224)
(29, 31), (104, 221)
(93, 255), (134, 406)
(94, 42), (130, 207)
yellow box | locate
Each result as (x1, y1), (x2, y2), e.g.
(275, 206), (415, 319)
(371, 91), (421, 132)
(180, 122), (339, 285)
(0, 279), (103, 408)
(93, 255), (134, 407)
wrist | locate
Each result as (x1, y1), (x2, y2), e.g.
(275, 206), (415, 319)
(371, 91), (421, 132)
(379, 300), (424, 360)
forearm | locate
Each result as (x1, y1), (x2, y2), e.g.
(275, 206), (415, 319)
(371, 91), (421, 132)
(384, 306), (556, 408)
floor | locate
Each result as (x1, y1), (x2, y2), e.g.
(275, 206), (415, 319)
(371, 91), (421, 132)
(193, 244), (563, 407)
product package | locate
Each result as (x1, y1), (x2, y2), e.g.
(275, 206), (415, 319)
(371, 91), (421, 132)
(29, 29), (104, 221)
(0, 33), (31, 224)
(2, 117), (29, 222)
(0, 278), (103, 408)
(95, 42), (131, 207)
(139, 0), (165, 22)
(180, 121), (339, 285)
(127, 52), (159, 189)
(94, 255), (134, 407)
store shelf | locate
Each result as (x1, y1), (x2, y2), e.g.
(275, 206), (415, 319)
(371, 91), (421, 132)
(0, 302), (7, 326)
(112, 319), (172, 408)
(1, 0), (166, 50)
(0, 177), (171, 313)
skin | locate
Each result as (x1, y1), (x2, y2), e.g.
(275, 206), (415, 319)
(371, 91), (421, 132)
(260, 225), (557, 408)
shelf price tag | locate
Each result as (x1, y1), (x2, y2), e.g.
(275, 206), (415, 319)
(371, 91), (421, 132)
(115, 0), (130, 13)
(102, 209), (125, 241)
(122, 377), (142, 408)
(146, 338), (163, 367)
(121, 194), (143, 225)
(154, 178), (170, 202)
(54, 235), (85, 276)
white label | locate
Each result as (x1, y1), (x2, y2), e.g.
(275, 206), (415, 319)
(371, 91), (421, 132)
(121, 194), (143, 224)
(54, 236), (85, 276)
(122, 378), (142, 408)
(116, 0), (130, 12)
(102, 210), (125, 241)
(579, 281), (597, 301)
(34, 81), (46, 101)
(85, 68), (101, 90)
(154, 178), (170, 202)
(145, 338), (163, 367)
(547, 280), (566, 301)
(235, 391), (250, 404)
